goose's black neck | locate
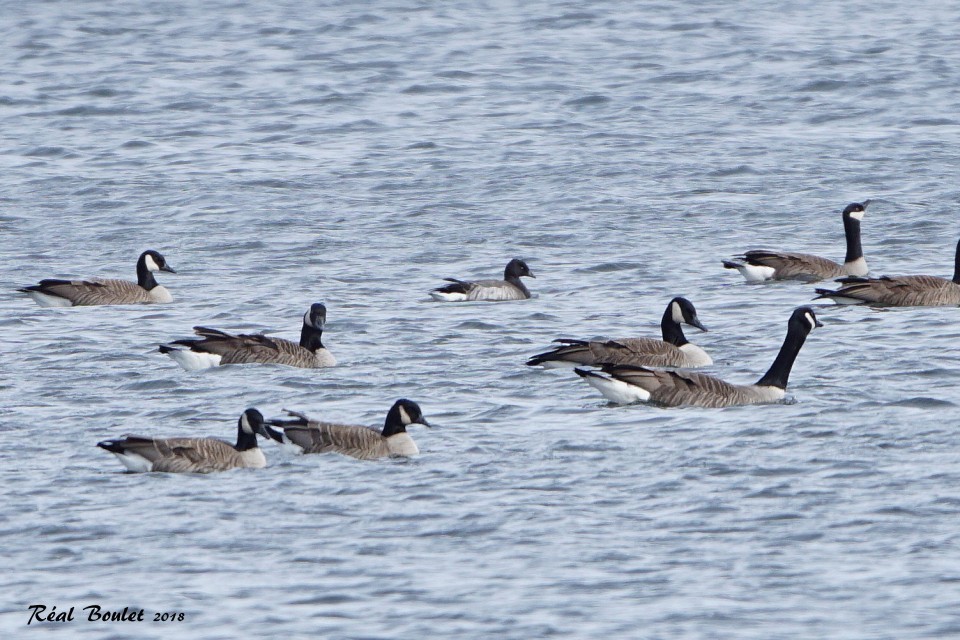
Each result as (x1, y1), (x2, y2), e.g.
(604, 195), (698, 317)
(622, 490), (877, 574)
(299, 324), (325, 352)
(382, 404), (408, 438)
(953, 239), (960, 283)
(506, 276), (531, 299)
(842, 214), (863, 264)
(262, 425), (286, 444)
(660, 305), (688, 346)
(136, 258), (159, 290)
(755, 324), (811, 389)
(235, 422), (260, 451)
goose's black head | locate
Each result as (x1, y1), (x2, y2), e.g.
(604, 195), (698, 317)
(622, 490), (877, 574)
(841, 202), (867, 222)
(383, 399), (431, 437)
(670, 296), (707, 332)
(304, 303), (327, 330)
(237, 408), (270, 450)
(789, 306), (823, 335)
(239, 408), (269, 436)
(299, 303), (329, 352)
(505, 258), (535, 280)
(139, 250), (176, 274)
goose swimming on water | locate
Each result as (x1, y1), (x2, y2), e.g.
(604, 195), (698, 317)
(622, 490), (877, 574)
(723, 202), (869, 282)
(264, 399), (430, 460)
(574, 306), (822, 407)
(19, 250), (176, 307)
(526, 297), (711, 369)
(96, 408), (271, 473)
(430, 258), (535, 302)
(159, 303), (336, 370)
(814, 237), (960, 306)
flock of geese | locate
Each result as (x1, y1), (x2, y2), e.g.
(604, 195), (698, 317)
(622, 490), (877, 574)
(19, 200), (960, 473)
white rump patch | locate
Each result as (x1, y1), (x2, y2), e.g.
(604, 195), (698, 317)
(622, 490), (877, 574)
(25, 291), (73, 307)
(580, 373), (651, 405)
(429, 291), (468, 302)
(162, 347), (222, 371)
(540, 360), (579, 369)
(820, 294), (865, 306)
(736, 263), (777, 283)
(112, 451), (153, 473)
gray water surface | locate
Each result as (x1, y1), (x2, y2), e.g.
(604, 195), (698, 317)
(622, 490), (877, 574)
(3, 1), (960, 638)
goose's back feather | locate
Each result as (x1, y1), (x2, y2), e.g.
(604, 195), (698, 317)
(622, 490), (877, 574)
(24, 278), (165, 305)
(538, 337), (706, 368)
(176, 328), (335, 367)
(433, 278), (528, 301)
(469, 279), (528, 301)
(822, 275), (960, 306)
(601, 366), (781, 408)
(740, 251), (845, 281)
(280, 421), (418, 459)
(103, 436), (264, 473)
(282, 423), (391, 459)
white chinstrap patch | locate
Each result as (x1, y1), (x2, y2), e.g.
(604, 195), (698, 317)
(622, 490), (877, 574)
(804, 312), (817, 331)
(398, 405), (411, 425)
(144, 254), (161, 272)
(848, 209), (865, 221)
(671, 301), (683, 323)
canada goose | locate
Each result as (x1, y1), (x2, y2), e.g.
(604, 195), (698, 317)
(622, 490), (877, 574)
(574, 306), (822, 407)
(526, 297), (711, 369)
(264, 399), (430, 460)
(722, 202), (868, 282)
(19, 250), (176, 307)
(96, 408), (271, 473)
(159, 303), (336, 370)
(814, 237), (960, 306)
(430, 258), (535, 302)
